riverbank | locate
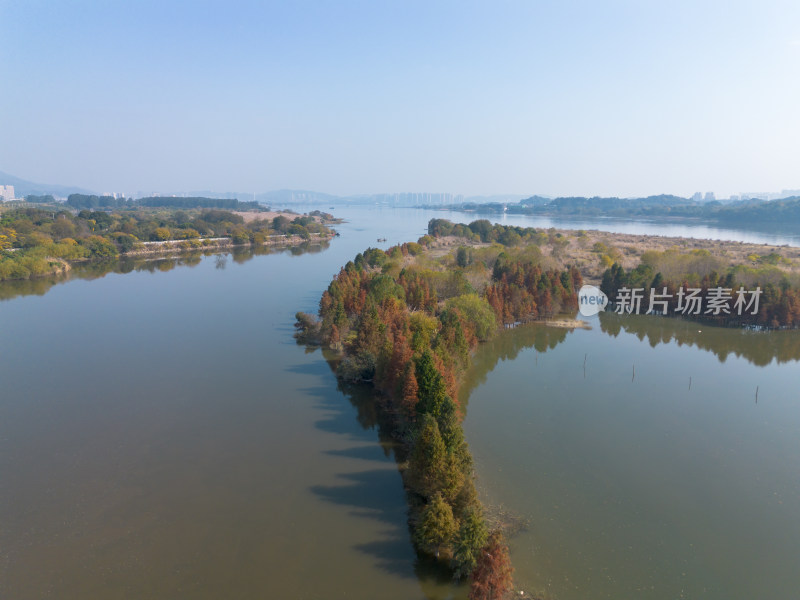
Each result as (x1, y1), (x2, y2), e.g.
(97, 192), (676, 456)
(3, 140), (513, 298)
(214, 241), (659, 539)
(0, 233), (335, 282)
(0, 205), (339, 281)
(123, 232), (335, 257)
(429, 227), (800, 285)
(427, 218), (800, 330)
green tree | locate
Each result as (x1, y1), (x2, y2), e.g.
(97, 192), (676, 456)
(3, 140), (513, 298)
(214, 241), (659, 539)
(452, 510), (489, 580)
(415, 350), (449, 419)
(409, 413), (466, 502)
(50, 218), (76, 239)
(408, 414), (448, 497)
(231, 228), (251, 244)
(367, 273), (405, 305)
(81, 235), (119, 258)
(414, 493), (457, 558)
(468, 219), (493, 242)
(151, 227), (171, 241)
(272, 215), (290, 231)
(456, 246), (473, 268)
(436, 395), (463, 454)
(445, 294), (497, 341)
(436, 308), (471, 367)
(408, 312), (439, 352)
(114, 233), (138, 253)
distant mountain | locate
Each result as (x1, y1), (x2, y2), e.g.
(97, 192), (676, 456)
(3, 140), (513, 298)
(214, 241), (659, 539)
(449, 194), (701, 217)
(0, 170), (95, 197)
(444, 193), (800, 224)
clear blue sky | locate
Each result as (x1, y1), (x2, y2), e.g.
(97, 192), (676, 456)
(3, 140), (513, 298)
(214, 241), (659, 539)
(1, 0), (798, 198)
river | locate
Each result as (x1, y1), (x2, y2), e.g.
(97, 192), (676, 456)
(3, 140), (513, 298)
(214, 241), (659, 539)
(1, 206), (799, 599)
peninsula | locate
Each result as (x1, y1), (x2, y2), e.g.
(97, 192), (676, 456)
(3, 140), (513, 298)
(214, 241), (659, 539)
(296, 218), (800, 597)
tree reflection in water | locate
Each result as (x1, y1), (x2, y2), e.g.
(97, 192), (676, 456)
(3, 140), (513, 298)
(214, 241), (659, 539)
(0, 241), (331, 302)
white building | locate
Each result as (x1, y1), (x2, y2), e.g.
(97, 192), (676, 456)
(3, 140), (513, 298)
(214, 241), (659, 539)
(0, 185), (15, 201)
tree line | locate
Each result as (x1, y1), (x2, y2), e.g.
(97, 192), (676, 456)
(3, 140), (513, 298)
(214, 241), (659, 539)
(439, 195), (800, 224)
(0, 207), (333, 281)
(600, 248), (800, 328)
(66, 194), (262, 211)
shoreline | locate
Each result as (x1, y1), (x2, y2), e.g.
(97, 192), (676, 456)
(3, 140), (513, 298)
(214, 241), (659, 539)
(124, 232), (334, 257)
(424, 205), (800, 230)
(429, 227), (800, 286)
(0, 233), (335, 282)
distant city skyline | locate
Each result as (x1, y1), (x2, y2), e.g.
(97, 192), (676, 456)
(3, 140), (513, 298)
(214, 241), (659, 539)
(3, 164), (800, 206)
(1, 1), (799, 199)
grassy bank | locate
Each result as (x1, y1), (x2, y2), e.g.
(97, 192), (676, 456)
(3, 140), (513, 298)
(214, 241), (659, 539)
(0, 206), (337, 281)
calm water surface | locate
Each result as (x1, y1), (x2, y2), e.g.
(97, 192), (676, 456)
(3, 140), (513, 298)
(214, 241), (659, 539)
(461, 316), (800, 599)
(2, 207), (799, 599)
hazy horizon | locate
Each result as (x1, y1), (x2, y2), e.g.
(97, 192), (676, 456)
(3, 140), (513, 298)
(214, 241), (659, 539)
(1, 1), (798, 198)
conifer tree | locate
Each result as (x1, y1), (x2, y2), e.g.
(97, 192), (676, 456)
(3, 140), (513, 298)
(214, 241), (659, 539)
(415, 350), (449, 419)
(414, 493), (457, 558)
(452, 509), (489, 580)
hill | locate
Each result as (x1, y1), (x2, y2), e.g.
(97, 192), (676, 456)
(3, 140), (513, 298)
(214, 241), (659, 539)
(0, 170), (95, 197)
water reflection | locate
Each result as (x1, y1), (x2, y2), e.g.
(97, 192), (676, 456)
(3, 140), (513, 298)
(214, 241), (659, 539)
(459, 312), (800, 384)
(480, 211), (800, 246)
(301, 312), (800, 597)
(459, 324), (573, 408)
(0, 241), (330, 302)
(599, 311), (800, 366)
(305, 348), (470, 600)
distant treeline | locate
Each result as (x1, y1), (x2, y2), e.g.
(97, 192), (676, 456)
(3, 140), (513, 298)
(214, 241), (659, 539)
(443, 195), (800, 224)
(24, 194), (57, 204)
(66, 194), (263, 211)
(600, 248), (800, 329)
(0, 207), (333, 281)
(0, 242), (330, 303)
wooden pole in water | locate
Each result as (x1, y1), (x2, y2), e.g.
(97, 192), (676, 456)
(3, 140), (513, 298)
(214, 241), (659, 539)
(756, 386), (759, 403)
(632, 364), (635, 382)
(689, 376), (692, 391)
(583, 353), (587, 378)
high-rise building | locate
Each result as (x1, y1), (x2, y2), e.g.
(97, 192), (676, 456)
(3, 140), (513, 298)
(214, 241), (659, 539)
(0, 185), (15, 201)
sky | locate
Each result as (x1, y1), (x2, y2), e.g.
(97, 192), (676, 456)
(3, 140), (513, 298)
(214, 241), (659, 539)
(1, 0), (799, 198)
